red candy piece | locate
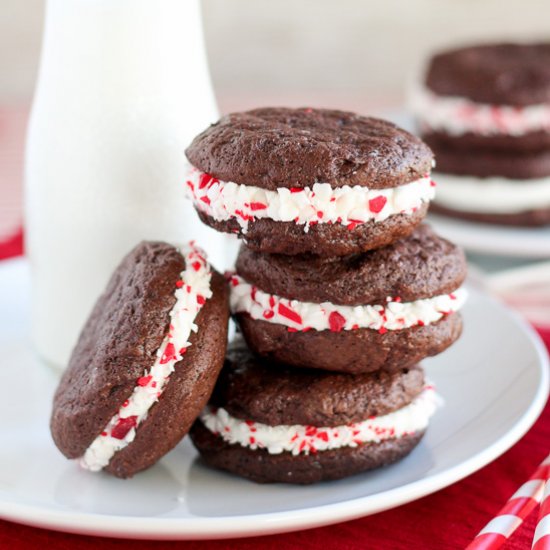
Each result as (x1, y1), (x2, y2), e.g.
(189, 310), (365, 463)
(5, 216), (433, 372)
(200, 196), (211, 205)
(199, 173), (218, 189)
(235, 209), (252, 221)
(192, 261), (201, 272)
(378, 327), (388, 335)
(369, 196), (387, 213)
(111, 416), (138, 440)
(249, 202), (267, 211)
(175, 280), (184, 288)
(328, 311), (346, 333)
(196, 294), (206, 305)
(137, 375), (152, 387)
(263, 310), (274, 319)
(290, 187), (304, 193)
(277, 303), (303, 325)
(160, 342), (177, 364)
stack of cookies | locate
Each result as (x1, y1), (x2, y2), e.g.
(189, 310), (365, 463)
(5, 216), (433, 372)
(185, 108), (467, 484)
(412, 42), (550, 226)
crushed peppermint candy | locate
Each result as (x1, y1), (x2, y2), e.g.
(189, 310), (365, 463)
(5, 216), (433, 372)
(80, 242), (213, 472)
(412, 86), (550, 137)
(200, 385), (440, 456)
(185, 167), (435, 233)
(229, 273), (467, 332)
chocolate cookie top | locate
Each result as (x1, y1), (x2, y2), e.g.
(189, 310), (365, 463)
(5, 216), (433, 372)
(211, 340), (425, 427)
(425, 42), (550, 105)
(235, 224), (466, 305)
(50, 241), (229, 477)
(185, 108), (433, 190)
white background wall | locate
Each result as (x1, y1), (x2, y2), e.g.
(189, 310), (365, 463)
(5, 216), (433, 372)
(1, 0), (550, 110)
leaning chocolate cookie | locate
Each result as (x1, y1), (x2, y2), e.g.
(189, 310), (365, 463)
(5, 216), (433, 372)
(50, 241), (229, 478)
(185, 107), (435, 256)
(190, 341), (438, 484)
(412, 42), (550, 152)
(229, 224), (466, 373)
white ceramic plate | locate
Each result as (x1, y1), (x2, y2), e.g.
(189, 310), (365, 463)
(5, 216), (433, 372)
(428, 213), (550, 259)
(0, 258), (548, 540)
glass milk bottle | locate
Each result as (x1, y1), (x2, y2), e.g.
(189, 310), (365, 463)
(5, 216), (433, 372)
(25, 0), (234, 371)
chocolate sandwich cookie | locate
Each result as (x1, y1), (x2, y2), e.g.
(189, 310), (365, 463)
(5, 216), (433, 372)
(426, 141), (550, 227)
(185, 107), (435, 256)
(412, 42), (550, 226)
(412, 43), (550, 152)
(190, 341), (439, 484)
(50, 241), (229, 478)
(229, 224), (467, 373)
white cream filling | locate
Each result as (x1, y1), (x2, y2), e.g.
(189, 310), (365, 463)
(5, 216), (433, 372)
(229, 274), (466, 333)
(80, 242), (213, 472)
(200, 385), (439, 456)
(434, 172), (550, 214)
(185, 168), (435, 232)
(411, 86), (550, 137)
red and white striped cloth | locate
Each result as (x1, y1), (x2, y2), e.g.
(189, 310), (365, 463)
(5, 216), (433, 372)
(466, 454), (550, 550)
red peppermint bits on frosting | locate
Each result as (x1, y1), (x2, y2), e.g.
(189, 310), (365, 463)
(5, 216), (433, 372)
(277, 303), (303, 325)
(249, 202), (267, 211)
(328, 311), (346, 332)
(368, 195), (387, 213)
(160, 342), (177, 364)
(137, 375), (152, 387)
(198, 172), (219, 189)
(111, 416), (138, 440)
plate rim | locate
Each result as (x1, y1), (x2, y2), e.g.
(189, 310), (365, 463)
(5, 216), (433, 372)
(428, 213), (550, 259)
(0, 263), (548, 540)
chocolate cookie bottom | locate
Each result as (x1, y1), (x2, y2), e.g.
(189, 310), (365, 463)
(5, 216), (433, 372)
(423, 129), (550, 154)
(235, 312), (462, 374)
(197, 204), (429, 256)
(431, 203), (550, 227)
(190, 421), (425, 484)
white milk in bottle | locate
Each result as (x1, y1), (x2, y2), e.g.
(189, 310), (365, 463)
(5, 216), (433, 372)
(25, 0), (236, 370)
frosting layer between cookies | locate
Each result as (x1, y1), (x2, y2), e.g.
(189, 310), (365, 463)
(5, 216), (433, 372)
(80, 242), (213, 472)
(185, 168), (435, 232)
(434, 172), (550, 213)
(200, 385), (439, 455)
(412, 87), (550, 137)
(229, 273), (466, 333)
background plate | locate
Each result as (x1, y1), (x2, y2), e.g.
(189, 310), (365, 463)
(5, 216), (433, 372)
(429, 213), (550, 259)
(0, 258), (548, 540)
